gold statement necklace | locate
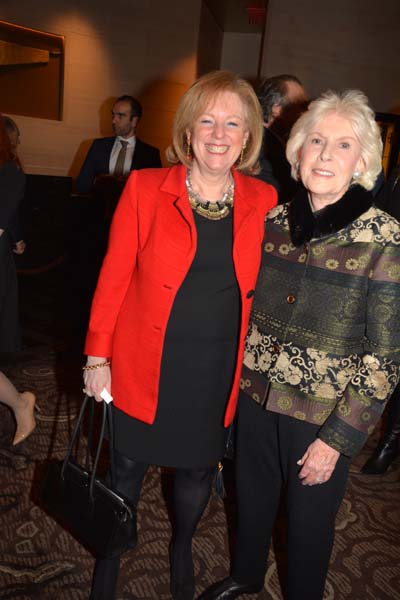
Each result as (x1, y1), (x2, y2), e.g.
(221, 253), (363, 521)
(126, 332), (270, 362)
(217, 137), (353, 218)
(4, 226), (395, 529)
(186, 170), (234, 220)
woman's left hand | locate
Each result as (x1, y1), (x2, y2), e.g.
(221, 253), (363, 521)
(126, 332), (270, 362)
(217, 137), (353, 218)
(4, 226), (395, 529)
(297, 438), (340, 486)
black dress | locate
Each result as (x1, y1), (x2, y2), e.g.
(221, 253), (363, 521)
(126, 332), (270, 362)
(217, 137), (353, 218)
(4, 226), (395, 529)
(113, 209), (240, 468)
(0, 162), (25, 353)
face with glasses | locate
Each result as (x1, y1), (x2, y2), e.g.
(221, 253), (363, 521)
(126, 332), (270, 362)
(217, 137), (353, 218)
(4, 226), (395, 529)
(111, 100), (138, 138)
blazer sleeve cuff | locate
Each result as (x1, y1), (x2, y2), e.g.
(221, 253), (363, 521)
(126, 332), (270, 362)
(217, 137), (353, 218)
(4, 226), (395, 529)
(318, 414), (367, 457)
(84, 331), (113, 358)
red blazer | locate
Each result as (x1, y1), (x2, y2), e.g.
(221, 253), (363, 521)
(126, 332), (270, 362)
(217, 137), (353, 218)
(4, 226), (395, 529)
(85, 165), (277, 426)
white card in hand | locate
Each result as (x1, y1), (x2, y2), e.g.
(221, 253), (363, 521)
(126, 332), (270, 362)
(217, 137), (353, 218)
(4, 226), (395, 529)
(100, 388), (113, 403)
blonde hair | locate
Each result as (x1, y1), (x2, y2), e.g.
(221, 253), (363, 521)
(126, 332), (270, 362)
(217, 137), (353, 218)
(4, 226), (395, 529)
(286, 89), (383, 191)
(166, 70), (264, 174)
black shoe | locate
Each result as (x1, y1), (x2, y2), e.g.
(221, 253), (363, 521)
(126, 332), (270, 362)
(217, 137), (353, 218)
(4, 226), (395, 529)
(361, 439), (399, 475)
(171, 577), (195, 600)
(197, 576), (263, 599)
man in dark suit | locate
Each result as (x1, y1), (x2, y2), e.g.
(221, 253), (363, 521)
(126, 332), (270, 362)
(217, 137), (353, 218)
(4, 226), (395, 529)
(76, 95), (162, 193)
(255, 75), (308, 204)
(72, 97), (161, 345)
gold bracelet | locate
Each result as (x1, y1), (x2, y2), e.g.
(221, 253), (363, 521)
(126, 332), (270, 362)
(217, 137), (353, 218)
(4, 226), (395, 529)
(82, 360), (111, 371)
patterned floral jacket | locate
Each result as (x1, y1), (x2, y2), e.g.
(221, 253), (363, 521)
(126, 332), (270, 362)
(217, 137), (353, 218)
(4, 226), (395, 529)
(241, 184), (400, 456)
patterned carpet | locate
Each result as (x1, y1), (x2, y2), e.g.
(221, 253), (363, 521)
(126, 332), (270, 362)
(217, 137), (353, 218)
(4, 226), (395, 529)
(0, 265), (400, 600)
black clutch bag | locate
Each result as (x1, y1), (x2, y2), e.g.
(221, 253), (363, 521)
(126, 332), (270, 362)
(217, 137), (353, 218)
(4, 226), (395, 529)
(41, 395), (137, 558)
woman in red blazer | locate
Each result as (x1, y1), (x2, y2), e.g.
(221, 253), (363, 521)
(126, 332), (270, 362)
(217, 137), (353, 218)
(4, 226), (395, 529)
(83, 71), (277, 600)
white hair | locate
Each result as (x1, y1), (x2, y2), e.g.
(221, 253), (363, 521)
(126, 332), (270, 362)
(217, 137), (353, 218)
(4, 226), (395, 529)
(286, 89), (383, 191)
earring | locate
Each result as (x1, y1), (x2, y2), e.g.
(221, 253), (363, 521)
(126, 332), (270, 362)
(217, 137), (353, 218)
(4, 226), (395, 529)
(186, 132), (191, 161)
(353, 171), (360, 179)
(240, 142), (246, 165)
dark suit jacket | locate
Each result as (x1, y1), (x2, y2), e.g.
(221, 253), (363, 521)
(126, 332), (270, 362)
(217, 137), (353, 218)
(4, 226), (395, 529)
(254, 128), (298, 204)
(76, 136), (162, 193)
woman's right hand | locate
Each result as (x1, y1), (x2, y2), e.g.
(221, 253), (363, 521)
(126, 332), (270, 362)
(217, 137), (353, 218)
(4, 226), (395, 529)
(83, 356), (112, 403)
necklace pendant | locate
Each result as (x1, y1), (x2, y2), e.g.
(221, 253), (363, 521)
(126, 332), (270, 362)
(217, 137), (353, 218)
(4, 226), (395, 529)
(186, 169), (234, 221)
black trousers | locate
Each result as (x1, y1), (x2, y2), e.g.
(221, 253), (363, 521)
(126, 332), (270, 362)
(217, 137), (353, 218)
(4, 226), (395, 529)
(232, 392), (350, 600)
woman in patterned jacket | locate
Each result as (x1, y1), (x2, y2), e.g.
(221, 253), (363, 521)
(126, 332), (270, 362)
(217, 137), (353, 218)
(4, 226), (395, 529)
(200, 90), (400, 600)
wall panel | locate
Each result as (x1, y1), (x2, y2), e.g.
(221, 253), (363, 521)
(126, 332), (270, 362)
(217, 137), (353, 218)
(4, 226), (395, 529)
(260, 0), (400, 113)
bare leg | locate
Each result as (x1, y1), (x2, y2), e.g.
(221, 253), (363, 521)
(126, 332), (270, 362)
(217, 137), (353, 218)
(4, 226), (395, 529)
(0, 371), (36, 445)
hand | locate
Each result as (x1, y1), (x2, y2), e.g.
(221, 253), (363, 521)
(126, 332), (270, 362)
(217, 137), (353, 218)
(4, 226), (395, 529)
(83, 356), (111, 403)
(13, 240), (26, 255)
(297, 438), (340, 486)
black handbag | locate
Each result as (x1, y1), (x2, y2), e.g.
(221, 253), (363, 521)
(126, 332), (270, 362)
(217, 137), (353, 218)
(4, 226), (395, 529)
(41, 395), (137, 558)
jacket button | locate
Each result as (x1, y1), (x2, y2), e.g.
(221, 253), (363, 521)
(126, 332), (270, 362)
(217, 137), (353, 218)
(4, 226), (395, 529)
(246, 290), (255, 298)
(286, 294), (296, 304)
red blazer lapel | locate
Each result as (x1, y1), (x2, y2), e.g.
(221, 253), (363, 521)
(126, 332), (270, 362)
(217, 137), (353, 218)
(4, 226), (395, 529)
(159, 164), (197, 254)
(232, 169), (258, 250)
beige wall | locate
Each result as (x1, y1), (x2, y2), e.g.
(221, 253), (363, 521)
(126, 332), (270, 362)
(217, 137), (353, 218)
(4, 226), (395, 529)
(0, 0), (201, 177)
(261, 0), (400, 113)
(2, 0), (399, 178)
(220, 32), (261, 82)
(197, 1), (223, 76)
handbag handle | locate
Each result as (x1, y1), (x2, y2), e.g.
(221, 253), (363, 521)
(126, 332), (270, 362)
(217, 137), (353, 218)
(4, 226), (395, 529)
(107, 400), (117, 490)
(61, 395), (116, 503)
(85, 397), (95, 472)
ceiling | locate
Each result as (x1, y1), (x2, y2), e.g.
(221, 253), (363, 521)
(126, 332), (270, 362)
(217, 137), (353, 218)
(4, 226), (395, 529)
(204, 0), (267, 33)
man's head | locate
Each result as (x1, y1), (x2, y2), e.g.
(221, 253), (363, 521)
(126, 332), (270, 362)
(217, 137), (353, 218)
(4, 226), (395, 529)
(111, 95), (143, 138)
(257, 75), (308, 139)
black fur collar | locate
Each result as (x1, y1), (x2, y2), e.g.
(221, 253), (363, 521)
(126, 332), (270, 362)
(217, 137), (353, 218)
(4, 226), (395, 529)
(288, 184), (374, 246)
